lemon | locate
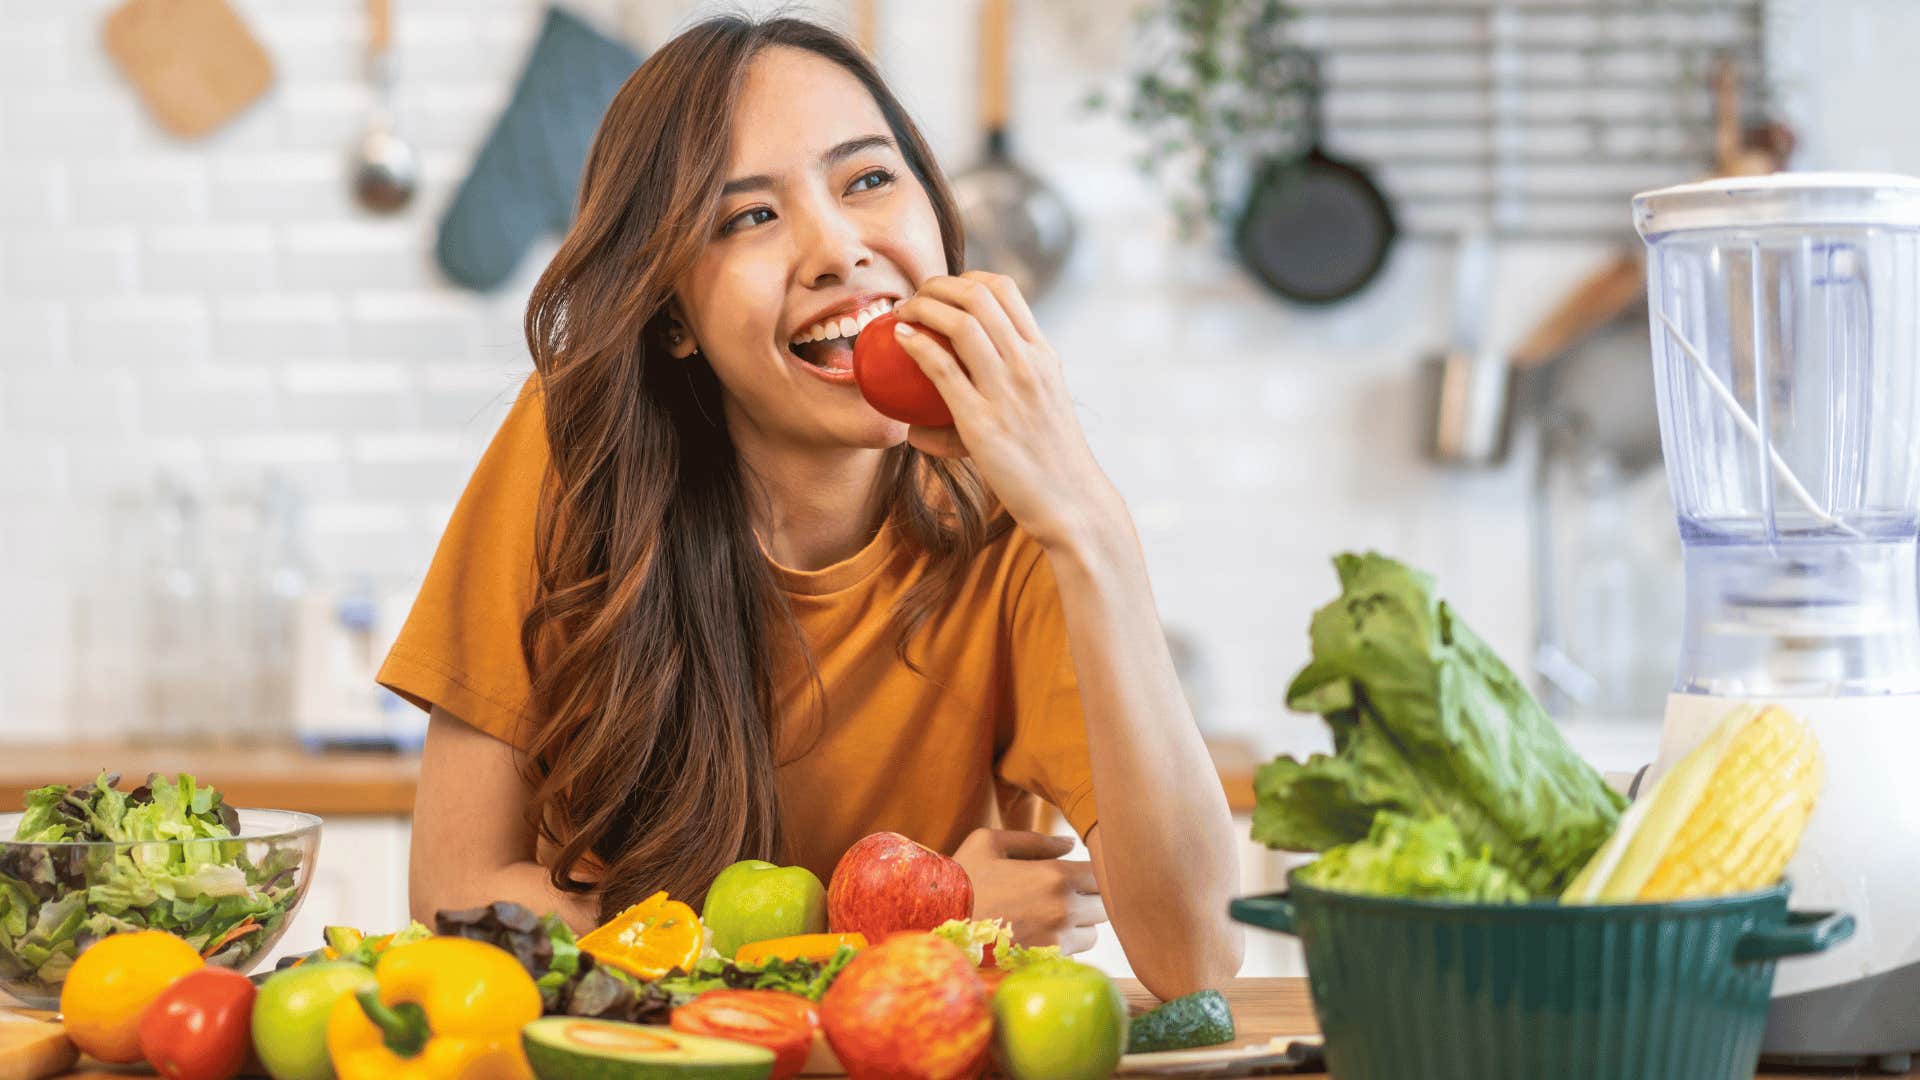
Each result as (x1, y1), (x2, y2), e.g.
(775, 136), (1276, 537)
(59, 930), (204, 1063)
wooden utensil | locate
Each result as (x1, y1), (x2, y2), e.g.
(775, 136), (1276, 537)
(100, 0), (273, 139)
(1509, 251), (1647, 371)
(851, 0), (877, 56)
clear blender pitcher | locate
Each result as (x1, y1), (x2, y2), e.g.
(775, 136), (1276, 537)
(1636, 173), (1920, 1068)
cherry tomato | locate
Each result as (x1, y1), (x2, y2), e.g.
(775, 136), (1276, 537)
(671, 989), (820, 1080)
(139, 967), (257, 1080)
(852, 311), (956, 428)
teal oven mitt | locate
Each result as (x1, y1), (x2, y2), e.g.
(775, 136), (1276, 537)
(435, 5), (640, 291)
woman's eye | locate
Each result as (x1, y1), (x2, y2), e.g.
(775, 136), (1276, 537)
(848, 168), (894, 194)
(722, 206), (775, 235)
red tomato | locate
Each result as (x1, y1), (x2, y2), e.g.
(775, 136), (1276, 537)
(852, 312), (956, 428)
(138, 967), (256, 1080)
(671, 989), (820, 1080)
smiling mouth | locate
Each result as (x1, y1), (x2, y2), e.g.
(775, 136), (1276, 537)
(788, 297), (896, 371)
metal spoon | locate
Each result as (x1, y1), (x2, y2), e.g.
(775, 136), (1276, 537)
(352, 0), (416, 213)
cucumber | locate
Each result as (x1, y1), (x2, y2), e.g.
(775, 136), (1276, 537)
(1125, 990), (1236, 1054)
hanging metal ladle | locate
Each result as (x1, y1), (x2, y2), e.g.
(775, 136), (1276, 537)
(351, 0), (417, 213)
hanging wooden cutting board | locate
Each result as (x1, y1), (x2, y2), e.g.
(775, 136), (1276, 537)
(101, 0), (274, 139)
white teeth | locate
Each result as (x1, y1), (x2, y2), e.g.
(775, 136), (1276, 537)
(789, 299), (897, 347)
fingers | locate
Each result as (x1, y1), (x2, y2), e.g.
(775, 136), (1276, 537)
(1064, 889), (1108, 928)
(1057, 926), (1099, 955)
(962, 270), (1042, 344)
(906, 425), (969, 459)
(894, 295), (1011, 401)
(1057, 857), (1099, 895)
(987, 829), (1076, 860)
(892, 320), (987, 421)
(915, 274), (1028, 362)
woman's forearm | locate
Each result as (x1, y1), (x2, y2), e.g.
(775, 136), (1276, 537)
(1045, 494), (1245, 998)
(411, 709), (603, 933)
(408, 857), (601, 932)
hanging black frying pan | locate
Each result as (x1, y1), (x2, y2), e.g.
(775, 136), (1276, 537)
(1235, 50), (1397, 305)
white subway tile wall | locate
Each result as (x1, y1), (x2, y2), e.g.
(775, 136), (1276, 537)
(2, 0), (1906, 748)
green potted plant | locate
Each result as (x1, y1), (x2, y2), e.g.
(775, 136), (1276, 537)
(1097, 0), (1307, 236)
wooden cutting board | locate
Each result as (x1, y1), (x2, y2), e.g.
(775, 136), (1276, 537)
(0, 1014), (77, 1080)
(101, 0), (274, 139)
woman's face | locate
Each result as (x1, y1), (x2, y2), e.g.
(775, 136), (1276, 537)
(672, 46), (947, 452)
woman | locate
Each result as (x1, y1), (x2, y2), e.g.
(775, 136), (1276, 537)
(383, 14), (1240, 998)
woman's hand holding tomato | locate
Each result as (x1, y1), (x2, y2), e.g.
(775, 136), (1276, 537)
(884, 272), (1126, 554)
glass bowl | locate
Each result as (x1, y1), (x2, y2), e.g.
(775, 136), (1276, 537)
(0, 808), (320, 1008)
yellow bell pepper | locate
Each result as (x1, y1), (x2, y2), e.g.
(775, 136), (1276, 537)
(326, 936), (542, 1080)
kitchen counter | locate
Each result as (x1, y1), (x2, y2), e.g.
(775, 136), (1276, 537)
(0, 742), (419, 817)
(0, 737), (1273, 819)
(22, 978), (1913, 1077)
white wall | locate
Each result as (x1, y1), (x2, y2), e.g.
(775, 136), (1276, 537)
(3, 0), (1886, 748)
(0, 0), (1586, 746)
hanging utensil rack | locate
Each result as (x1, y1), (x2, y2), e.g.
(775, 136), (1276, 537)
(1279, 0), (1770, 239)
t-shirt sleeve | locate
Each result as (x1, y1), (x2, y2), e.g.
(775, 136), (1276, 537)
(376, 380), (547, 750)
(996, 543), (1100, 840)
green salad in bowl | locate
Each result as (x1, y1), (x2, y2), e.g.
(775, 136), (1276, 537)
(0, 772), (318, 1007)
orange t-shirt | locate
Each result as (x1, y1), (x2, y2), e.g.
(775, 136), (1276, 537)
(376, 379), (1098, 883)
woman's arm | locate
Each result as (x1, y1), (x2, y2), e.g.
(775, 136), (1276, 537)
(410, 706), (600, 931)
(1060, 526), (1245, 999)
(893, 273), (1244, 1000)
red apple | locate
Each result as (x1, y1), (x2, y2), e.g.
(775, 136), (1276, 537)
(820, 933), (991, 1080)
(827, 832), (973, 941)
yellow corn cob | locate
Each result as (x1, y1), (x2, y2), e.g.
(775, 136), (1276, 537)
(1637, 706), (1823, 901)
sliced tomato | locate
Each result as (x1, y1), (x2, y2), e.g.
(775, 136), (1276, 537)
(670, 990), (819, 1080)
(852, 312), (956, 428)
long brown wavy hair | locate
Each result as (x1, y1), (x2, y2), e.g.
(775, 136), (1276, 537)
(520, 15), (1005, 921)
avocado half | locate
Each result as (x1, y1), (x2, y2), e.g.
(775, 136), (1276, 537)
(523, 1017), (776, 1080)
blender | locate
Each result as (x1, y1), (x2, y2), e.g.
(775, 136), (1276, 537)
(1636, 173), (1920, 1071)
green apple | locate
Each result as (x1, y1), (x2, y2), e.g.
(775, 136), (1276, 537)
(702, 859), (829, 958)
(991, 959), (1130, 1080)
(251, 960), (376, 1080)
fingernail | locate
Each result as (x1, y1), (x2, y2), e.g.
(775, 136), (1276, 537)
(894, 321), (917, 338)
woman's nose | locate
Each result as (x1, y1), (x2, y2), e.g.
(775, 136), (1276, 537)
(793, 205), (872, 287)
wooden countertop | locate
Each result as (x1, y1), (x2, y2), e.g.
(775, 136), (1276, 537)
(0, 742), (420, 817)
(22, 978), (1911, 1078)
(0, 737), (1271, 820)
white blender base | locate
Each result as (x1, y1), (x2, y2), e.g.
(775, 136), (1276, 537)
(1656, 694), (1920, 1061)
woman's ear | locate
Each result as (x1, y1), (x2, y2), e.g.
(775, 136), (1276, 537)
(663, 302), (700, 359)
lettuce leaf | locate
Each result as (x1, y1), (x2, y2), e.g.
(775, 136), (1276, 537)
(653, 944), (859, 1003)
(997, 942), (1063, 971)
(1254, 554), (1625, 898)
(932, 917), (1011, 965)
(1296, 812), (1528, 901)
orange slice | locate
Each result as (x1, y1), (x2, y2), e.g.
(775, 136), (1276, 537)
(579, 890), (705, 980)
